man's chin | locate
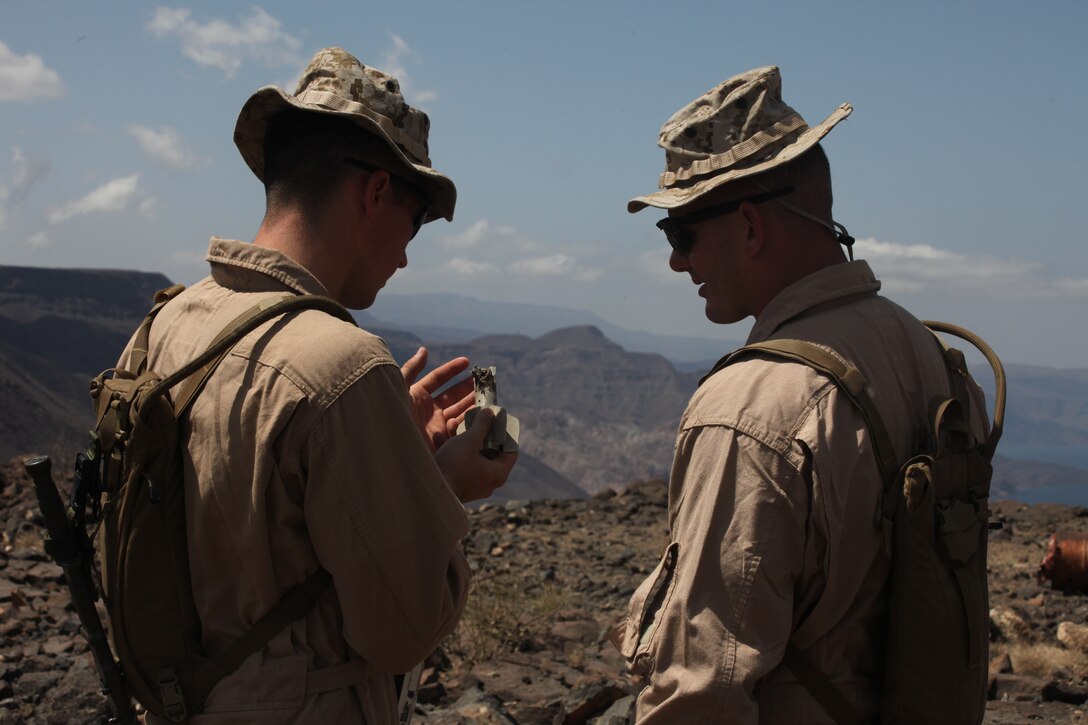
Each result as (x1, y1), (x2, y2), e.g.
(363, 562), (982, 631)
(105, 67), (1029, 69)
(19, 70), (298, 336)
(704, 303), (744, 325)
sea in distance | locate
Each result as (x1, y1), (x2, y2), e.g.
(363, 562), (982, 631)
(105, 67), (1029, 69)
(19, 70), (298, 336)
(1001, 444), (1088, 506)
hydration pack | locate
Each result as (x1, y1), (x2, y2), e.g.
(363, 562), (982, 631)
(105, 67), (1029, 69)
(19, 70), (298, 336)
(80, 286), (355, 721)
(714, 321), (1005, 725)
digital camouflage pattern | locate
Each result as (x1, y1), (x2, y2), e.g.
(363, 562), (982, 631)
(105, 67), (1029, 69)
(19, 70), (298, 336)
(234, 46), (456, 222)
(628, 66), (852, 212)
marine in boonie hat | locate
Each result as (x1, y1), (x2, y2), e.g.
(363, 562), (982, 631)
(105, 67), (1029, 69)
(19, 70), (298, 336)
(628, 66), (851, 214)
(234, 46), (456, 223)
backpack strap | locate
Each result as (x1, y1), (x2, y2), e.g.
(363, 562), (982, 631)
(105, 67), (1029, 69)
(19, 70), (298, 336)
(129, 284), (187, 374)
(142, 293), (356, 417)
(210, 569), (332, 673)
(709, 339), (901, 552)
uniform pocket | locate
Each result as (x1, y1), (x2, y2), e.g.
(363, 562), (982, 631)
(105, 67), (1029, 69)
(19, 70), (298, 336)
(611, 542), (679, 674)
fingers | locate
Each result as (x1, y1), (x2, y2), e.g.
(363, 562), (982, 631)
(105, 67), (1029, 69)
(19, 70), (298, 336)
(442, 394), (476, 434)
(463, 406), (495, 442)
(400, 347), (428, 386)
(433, 377), (474, 410)
(417, 356), (471, 394)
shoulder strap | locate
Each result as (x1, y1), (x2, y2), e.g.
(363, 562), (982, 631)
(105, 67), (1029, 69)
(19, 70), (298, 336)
(129, 284), (187, 374)
(142, 293), (355, 417)
(922, 320), (1006, 461)
(710, 339), (901, 529)
(203, 569), (334, 679)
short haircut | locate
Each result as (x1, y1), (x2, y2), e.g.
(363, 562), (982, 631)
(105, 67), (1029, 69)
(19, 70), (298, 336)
(262, 111), (408, 217)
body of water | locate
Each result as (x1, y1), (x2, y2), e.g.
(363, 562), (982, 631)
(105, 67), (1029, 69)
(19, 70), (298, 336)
(1000, 445), (1088, 472)
(998, 444), (1088, 506)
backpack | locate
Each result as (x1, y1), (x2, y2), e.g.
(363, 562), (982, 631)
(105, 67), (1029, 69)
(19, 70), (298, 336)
(711, 321), (1006, 725)
(80, 285), (357, 721)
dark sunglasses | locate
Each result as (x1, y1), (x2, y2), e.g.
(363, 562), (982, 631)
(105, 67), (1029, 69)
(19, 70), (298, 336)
(343, 157), (431, 239)
(656, 187), (794, 255)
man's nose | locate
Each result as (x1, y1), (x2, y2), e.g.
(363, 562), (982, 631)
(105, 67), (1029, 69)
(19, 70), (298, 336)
(669, 248), (689, 273)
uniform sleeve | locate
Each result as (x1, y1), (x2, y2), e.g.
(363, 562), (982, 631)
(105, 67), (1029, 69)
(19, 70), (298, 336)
(633, 424), (809, 724)
(301, 361), (471, 673)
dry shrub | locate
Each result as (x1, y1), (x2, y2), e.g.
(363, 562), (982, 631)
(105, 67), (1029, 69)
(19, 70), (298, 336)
(1009, 642), (1088, 679)
(449, 574), (568, 665)
(14, 530), (41, 551)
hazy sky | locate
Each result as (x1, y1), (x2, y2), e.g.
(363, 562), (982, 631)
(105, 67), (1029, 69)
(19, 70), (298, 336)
(1, 2), (1085, 367)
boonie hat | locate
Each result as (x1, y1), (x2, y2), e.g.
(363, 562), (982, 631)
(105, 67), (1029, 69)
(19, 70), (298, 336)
(628, 66), (851, 213)
(234, 47), (456, 223)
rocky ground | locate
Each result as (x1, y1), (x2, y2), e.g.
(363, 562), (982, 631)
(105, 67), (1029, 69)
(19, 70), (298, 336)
(2, 461), (1087, 724)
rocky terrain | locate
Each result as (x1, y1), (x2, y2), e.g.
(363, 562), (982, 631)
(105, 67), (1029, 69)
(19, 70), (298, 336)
(2, 458), (1087, 724)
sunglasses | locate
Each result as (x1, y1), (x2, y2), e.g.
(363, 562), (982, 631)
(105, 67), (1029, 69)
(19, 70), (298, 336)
(656, 187), (794, 255)
(344, 157), (431, 239)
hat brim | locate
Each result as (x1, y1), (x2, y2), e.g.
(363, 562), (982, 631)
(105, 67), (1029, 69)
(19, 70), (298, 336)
(234, 85), (457, 223)
(627, 103), (852, 213)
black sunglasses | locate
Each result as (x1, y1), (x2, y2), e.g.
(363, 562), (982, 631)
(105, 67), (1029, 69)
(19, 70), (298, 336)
(656, 187), (794, 255)
(343, 157), (431, 239)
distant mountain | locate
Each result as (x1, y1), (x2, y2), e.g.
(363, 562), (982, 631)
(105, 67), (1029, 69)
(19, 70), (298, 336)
(0, 266), (173, 462)
(981, 365), (1088, 450)
(1, 264), (1086, 504)
(0, 265), (172, 334)
(367, 291), (740, 367)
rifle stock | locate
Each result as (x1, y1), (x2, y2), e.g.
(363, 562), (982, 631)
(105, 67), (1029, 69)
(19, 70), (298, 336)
(24, 455), (135, 724)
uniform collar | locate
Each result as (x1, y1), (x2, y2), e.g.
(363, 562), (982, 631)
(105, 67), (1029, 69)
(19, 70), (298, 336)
(747, 260), (881, 344)
(205, 237), (331, 297)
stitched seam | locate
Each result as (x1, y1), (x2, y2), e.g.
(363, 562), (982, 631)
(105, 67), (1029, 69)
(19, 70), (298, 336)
(711, 505), (783, 720)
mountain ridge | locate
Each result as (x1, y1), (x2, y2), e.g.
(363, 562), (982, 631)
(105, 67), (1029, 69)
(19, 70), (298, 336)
(0, 264), (1084, 503)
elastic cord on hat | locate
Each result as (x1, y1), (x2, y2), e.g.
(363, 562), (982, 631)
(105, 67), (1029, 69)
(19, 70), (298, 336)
(754, 182), (856, 261)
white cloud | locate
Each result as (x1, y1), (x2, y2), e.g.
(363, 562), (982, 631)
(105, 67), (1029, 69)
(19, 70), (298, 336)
(509, 253), (602, 283)
(128, 125), (202, 169)
(0, 147), (50, 228)
(438, 218), (543, 253)
(381, 33), (436, 106)
(0, 42), (64, 101)
(855, 237), (1088, 299)
(636, 247), (688, 287)
(448, 257), (501, 275)
(147, 6), (303, 77)
(139, 196), (158, 218)
(49, 174), (141, 223)
(439, 219), (520, 249)
(10, 148), (49, 201)
(25, 231), (50, 249)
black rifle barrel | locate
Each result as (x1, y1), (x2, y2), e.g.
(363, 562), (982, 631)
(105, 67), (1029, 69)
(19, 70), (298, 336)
(24, 455), (135, 725)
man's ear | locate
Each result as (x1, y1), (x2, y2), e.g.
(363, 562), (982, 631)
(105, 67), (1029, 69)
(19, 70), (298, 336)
(737, 200), (767, 257)
(357, 168), (394, 219)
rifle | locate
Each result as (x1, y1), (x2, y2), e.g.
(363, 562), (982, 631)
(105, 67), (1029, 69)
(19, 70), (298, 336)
(24, 454), (135, 724)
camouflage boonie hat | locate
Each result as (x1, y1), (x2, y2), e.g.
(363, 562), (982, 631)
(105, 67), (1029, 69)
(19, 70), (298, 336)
(234, 47), (456, 223)
(628, 66), (851, 213)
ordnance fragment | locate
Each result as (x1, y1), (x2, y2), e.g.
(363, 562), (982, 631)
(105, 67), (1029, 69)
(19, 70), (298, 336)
(456, 366), (519, 458)
(1037, 531), (1088, 591)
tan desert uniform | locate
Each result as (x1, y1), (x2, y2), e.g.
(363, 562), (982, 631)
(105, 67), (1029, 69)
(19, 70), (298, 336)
(129, 237), (470, 724)
(615, 260), (986, 723)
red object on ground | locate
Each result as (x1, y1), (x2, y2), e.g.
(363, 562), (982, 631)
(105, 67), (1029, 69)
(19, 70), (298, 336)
(1038, 531), (1088, 591)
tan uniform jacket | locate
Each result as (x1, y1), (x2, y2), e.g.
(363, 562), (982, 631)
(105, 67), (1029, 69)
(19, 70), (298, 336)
(615, 261), (988, 724)
(133, 238), (470, 723)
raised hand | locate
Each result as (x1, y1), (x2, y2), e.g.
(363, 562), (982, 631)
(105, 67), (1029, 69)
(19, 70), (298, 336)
(435, 408), (518, 503)
(400, 347), (476, 452)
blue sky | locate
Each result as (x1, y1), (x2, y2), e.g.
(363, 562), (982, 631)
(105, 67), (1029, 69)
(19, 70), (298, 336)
(1, 1), (1086, 367)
